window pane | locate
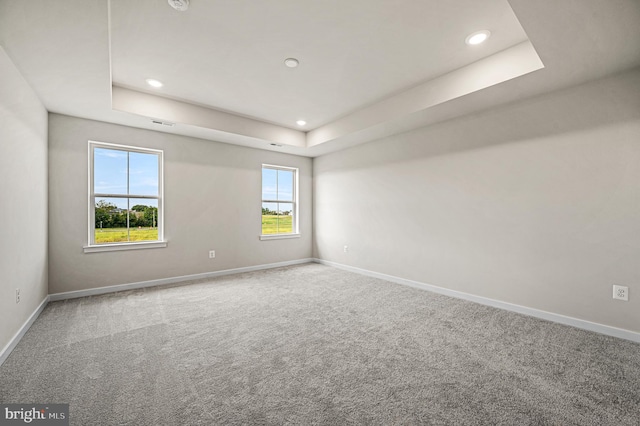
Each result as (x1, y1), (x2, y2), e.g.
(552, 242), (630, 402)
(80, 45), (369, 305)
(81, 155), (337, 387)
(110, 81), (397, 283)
(90, 142), (163, 247)
(94, 197), (129, 244)
(276, 202), (293, 234)
(129, 198), (159, 242)
(276, 202), (293, 216)
(94, 148), (127, 194)
(129, 151), (159, 196)
(262, 202), (279, 234)
(277, 170), (293, 201)
(260, 202), (295, 234)
(262, 168), (277, 200)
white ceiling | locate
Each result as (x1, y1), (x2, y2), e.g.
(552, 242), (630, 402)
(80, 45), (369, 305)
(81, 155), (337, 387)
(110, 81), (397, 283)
(1, 0), (639, 157)
(110, 0), (529, 130)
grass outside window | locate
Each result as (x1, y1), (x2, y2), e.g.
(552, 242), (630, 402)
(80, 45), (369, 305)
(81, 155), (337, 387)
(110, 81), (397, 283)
(94, 227), (159, 244)
(261, 215), (293, 234)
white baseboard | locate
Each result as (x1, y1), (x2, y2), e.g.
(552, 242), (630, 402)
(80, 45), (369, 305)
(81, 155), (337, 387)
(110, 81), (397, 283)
(49, 258), (314, 301)
(313, 258), (640, 344)
(0, 296), (49, 366)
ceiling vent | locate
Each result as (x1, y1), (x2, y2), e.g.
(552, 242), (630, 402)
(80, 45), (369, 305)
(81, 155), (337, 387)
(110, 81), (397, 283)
(168, 0), (189, 12)
(152, 120), (175, 127)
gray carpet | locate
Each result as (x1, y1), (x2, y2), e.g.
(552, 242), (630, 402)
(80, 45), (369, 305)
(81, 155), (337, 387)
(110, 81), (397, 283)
(1, 263), (638, 425)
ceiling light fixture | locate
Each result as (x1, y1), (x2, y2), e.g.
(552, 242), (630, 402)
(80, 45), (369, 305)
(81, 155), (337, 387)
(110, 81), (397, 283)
(296, 120), (306, 126)
(145, 78), (164, 88)
(465, 30), (491, 45)
(284, 58), (299, 68)
(168, 0), (189, 12)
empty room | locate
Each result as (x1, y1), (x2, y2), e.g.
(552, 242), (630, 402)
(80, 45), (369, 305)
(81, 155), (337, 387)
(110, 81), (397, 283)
(1, 0), (639, 424)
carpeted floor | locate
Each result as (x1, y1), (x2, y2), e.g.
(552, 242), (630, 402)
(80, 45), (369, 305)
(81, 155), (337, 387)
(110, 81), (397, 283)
(1, 263), (638, 425)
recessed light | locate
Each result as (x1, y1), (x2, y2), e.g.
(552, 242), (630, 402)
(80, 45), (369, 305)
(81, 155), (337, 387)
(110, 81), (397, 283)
(465, 30), (491, 45)
(284, 58), (299, 68)
(145, 78), (163, 88)
(296, 120), (306, 126)
(168, 0), (189, 12)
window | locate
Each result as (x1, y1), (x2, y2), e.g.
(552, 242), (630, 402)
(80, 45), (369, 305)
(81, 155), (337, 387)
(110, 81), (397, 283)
(261, 164), (299, 239)
(85, 141), (165, 252)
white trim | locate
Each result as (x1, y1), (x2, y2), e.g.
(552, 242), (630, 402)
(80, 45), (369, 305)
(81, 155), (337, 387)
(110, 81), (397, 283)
(88, 140), (164, 155)
(262, 164), (298, 172)
(84, 241), (168, 253)
(0, 296), (49, 366)
(313, 259), (640, 344)
(49, 258), (314, 301)
(261, 164), (299, 235)
(88, 140), (164, 246)
(259, 233), (301, 241)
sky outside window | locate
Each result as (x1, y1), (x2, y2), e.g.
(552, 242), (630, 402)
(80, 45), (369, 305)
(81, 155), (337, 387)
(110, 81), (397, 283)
(262, 168), (293, 210)
(94, 148), (159, 209)
(94, 148), (127, 196)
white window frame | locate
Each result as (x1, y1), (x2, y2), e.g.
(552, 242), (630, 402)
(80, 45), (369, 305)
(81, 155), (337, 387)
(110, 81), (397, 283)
(260, 164), (300, 240)
(84, 141), (166, 253)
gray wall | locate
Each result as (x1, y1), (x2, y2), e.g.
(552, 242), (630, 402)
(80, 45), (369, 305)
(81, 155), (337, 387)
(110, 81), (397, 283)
(314, 69), (640, 333)
(0, 48), (48, 352)
(48, 114), (312, 294)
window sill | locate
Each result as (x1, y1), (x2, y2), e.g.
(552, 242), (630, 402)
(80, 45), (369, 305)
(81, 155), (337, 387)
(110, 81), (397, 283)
(83, 241), (168, 253)
(259, 233), (301, 241)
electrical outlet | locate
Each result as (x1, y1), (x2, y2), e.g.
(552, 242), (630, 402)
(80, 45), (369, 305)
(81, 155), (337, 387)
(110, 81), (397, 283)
(612, 285), (629, 301)
(209, 250), (216, 259)
(343, 245), (348, 253)
(16, 289), (20, 304)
